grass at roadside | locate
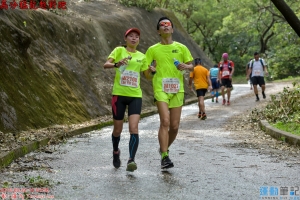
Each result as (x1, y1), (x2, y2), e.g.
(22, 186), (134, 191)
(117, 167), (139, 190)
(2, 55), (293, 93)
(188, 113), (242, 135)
(233, 75), (248, 84)
(273, 76), (300, 83)
(250, 77), (300, 137)
(273, 122), (300, 135)
(275, 76), (299, 136)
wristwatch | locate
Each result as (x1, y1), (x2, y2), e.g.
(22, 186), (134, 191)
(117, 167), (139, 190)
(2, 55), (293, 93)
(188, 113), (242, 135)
(114, 63), (118, 68)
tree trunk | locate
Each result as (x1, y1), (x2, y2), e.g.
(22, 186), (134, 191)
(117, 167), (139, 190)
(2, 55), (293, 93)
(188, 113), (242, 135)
(270, 0), (300, 37)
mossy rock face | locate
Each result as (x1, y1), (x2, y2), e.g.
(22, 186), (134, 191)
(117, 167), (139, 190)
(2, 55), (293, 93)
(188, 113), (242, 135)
(0, 151), (15, 168)
(0, 1), (212, 133)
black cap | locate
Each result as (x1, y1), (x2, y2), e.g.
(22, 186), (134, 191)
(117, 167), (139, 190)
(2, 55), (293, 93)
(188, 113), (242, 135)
(194, 58), (202, 65)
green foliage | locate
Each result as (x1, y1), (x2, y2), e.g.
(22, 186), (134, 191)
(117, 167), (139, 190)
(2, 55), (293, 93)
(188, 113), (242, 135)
(26, 175), (52, 187)
(118, 0), (300, 78)
(173, 0), (299, 77)
(274, 122), (300, 135)
(279, 136), (286, 141)
(232, 75), (248, 84)
(118, 0), (158, 11)
(171, 0), (265, 74)
(265, 84), (300, 123)
(2, 181), (10, 188)
(267, 24), (300, 79)
(251, 82), (300, 135)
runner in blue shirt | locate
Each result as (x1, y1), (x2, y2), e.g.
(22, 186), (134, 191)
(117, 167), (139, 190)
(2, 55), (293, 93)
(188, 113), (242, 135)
(209, 64), (220, 103)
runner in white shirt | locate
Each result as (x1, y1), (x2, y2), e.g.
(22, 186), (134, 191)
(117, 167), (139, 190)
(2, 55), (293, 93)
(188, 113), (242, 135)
(247, 52), (269, 101)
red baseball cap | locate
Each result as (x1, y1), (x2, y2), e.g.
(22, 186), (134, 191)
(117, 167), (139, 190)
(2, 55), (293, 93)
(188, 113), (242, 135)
(124, 28), (140, 37)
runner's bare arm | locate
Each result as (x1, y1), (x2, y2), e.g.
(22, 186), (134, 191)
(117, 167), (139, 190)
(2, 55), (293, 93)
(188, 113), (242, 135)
(218, 67), (222, 80)
(229, 66), (234, 80)
(103, 58), (119, 69)
(207, 75), (212, 91)
(177, 61), (193, 71)
(143, 68), (154, 80)
(103, 57), (131, 69)
(247, 68), (252, 79)
(143, 61), (156, 80)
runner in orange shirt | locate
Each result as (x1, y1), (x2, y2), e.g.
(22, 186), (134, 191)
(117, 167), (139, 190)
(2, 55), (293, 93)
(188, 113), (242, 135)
(189, 58), (212, 120)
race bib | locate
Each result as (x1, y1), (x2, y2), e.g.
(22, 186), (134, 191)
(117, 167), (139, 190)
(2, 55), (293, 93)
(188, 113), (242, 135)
(254, 70), (261, 76)
(222, 71), (230, 77)
(120, 70), (139, 88)
(162, 78), (180, 93)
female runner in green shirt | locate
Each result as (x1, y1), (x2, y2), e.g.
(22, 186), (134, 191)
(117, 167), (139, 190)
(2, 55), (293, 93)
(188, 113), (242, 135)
(103, 28), (154, 172)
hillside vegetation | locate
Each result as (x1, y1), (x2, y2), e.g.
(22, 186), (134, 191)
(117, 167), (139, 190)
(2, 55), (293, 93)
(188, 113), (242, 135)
(119, 0), (300, 78)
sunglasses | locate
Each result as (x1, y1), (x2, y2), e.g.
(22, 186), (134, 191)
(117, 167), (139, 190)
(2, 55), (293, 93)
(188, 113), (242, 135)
(159, 21), (172, 27)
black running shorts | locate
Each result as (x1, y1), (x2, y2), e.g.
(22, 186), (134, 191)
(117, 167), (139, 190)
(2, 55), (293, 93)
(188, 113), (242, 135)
(251, 76), (265, 87)
(196, 89), (207, 97)
(111, 96), (142, 120)
(220, 78), (233, 88)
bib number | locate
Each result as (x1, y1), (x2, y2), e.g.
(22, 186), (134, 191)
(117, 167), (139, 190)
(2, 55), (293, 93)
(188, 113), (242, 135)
(222, 71), (230, 77)
(254, 70), (261, 76)
(120, 70), (139, 88)
(162, 78), (180, 93)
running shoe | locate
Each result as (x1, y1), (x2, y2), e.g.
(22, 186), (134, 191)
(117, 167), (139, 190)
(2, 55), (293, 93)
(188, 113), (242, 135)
(222, 99), (226, 105)
(198, 113), (201, 118)
(256, 98), (260, 102)
(161, 156), (174, 169)
(126, 160), (137, 172)
(113, 149), (121, 168)
(212, 98), (214, 102)
(227, 101), (230, 106)
(201, 113), (207, 120)
(216, 99), (218, 103)
(262, 93), (266, 99)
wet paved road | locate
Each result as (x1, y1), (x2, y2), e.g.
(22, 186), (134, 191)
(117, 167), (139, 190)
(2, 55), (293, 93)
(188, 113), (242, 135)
(1, 84), (299, 200)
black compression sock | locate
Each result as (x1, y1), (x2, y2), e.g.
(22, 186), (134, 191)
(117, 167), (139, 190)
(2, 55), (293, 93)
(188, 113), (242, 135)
(112, 134), (120, 152)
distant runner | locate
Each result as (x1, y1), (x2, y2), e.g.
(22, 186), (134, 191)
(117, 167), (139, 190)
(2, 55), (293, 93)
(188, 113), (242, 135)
(247, 52), (269, 101)
(218, 53), (234, 106)
(189, 58), (212, 120)
(209, 64), (220, 103)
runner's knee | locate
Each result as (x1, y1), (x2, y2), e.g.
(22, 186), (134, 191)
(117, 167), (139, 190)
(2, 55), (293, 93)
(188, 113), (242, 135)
(129, 126), (138, 133)
(169, 126), (179, 133)
(160, 118), (170, 128)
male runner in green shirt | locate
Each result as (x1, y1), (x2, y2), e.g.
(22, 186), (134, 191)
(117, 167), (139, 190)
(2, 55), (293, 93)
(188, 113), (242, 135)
(146, 17), (194, 169)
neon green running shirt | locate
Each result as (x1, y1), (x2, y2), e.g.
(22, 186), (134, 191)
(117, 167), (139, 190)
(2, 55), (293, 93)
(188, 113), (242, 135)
(108, 46), (148, 97)
(145, 42), (193, 93)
